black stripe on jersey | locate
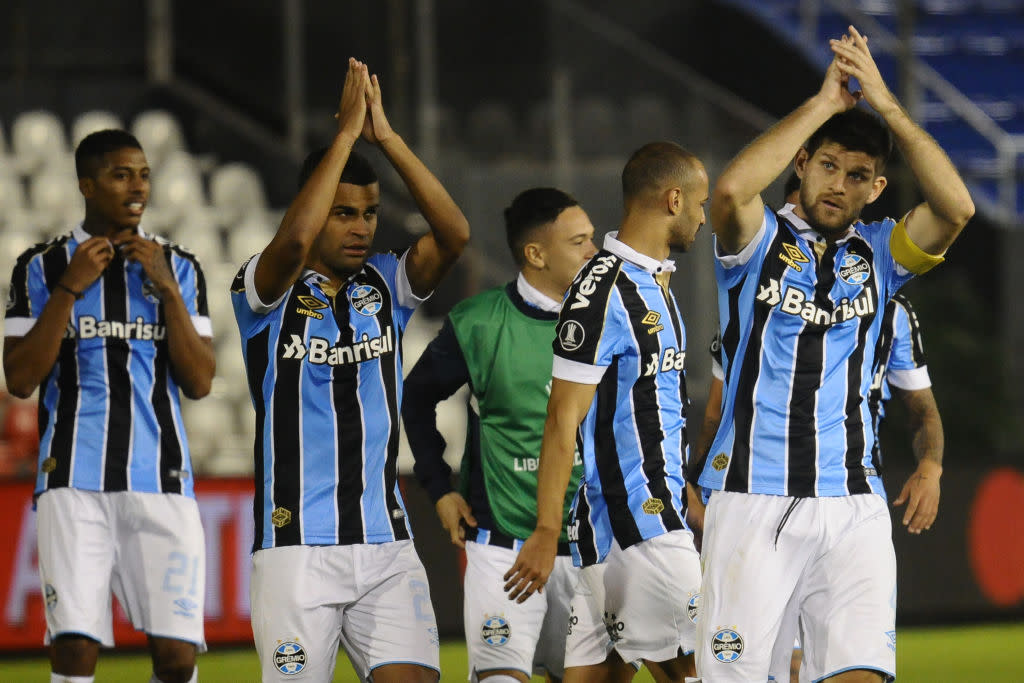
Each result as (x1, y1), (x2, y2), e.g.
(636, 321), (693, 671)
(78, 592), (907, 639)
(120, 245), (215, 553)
(331, 283), (366, 544)
(841, 238), (878, 495)
(363, 265), (410, 541)
(868, 297), (899, 469)
(662, 285), (690, 455)
(617, 277), (684, 534)
(152, 305), (183, 495)
(555, 251), (623, 366)
(246, 327), (271, 552)
(593, 357), (644, 547)
(892, 292), (926, 366)
(272, 293), (309, 546)
(572, 480), (599, 566)
(727, 228), (793, 492)
(720, 278), (744, 386)
(41, 241), (77, 488)
(786, 241), (836, 497)
(101, 256), (132, 491)
(169, 244), (210, 316)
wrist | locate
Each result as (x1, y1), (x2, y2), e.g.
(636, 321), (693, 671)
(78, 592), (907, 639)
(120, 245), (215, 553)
(533, 523), (561, 539)
(377, 132), (402, 151)
(54, 281), (84, 300)
(334, 130), (360, 147)
(917, 459), (943, 476)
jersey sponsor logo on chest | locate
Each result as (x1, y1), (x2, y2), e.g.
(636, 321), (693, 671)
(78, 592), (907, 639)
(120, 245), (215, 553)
(643, 347), (686, 376)
(73, 315), (166, 341)
(570, 254), (617, 310)
(280, 325), (394, 366)
(756, 278), (875, 326)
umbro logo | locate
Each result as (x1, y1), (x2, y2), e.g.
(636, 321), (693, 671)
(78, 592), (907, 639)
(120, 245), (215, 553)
(778, 242), (810, 272)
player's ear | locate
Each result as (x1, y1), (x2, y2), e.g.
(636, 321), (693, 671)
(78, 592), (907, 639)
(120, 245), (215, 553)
(667, 187), (683, 216)
(794, 148), (809, 179)
(79, 177), (95, 199)
(523, 242), (545, 269)
(866, 174), (887, 205)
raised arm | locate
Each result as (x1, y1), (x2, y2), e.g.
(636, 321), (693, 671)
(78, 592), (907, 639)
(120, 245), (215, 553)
(891, 386), (944, 534)
(252, 58), (369, 304)
(3, 237), (114, 398)
(831, 26), (974, 255)
(712, 59), (857, 254)
(402, 318), (477, 547)
(360, 73), (469, 297)
(503, 377), (596, 603)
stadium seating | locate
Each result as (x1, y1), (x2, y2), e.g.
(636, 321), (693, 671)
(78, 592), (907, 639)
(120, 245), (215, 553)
(10, 110), (69, 177)
(209, 162), (269, 228)
(71, 110), (124, 148)
(716, 0), (1024, 223)
(131, 109), (187, 171)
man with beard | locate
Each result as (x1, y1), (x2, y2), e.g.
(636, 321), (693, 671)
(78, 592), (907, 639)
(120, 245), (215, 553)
(505, 142), (708, 683)
(696, 28), (972, 683)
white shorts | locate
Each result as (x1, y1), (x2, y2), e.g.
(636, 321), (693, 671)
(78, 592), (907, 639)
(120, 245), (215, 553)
(36, 488), (206, 649)
(564, 529), (701, 667)
(464, 540), (576, 680)
(250, 540), (439, 681)
(697, 492), (896, 683)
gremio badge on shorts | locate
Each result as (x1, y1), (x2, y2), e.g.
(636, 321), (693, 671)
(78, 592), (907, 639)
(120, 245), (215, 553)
(481, 614), (511, 646)
(711, 627), (744, 663)
(274, 640), (307, 675)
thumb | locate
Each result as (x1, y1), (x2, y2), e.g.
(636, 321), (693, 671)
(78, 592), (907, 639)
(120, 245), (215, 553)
(893, 483), (910, 507)
(462, 506), (478, 527)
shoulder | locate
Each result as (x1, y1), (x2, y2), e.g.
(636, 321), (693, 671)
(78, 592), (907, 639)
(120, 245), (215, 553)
(564, 251), (624, 314)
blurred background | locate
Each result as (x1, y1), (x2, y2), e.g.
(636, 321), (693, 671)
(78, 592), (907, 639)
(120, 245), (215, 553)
(0, 0), (1022, 659)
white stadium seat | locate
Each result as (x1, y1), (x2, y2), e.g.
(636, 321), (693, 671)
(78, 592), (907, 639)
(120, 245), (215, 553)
(210, 162), (268, 227)
(28, 168), (80, 237)
(71, 110), (125, 148)
(131, 109), (187, 170)
(11, 110), (69, 177)
(148, 152), (207, 230)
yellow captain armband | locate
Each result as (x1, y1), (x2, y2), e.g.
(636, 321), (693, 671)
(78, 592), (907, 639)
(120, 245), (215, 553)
(890, 215), (945, 275)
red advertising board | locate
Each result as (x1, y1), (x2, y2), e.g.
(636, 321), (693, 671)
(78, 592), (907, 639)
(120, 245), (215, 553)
(0, 479), (256, 651)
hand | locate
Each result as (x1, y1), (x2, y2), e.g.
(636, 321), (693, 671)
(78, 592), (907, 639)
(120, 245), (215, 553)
(60, 236), (115, 292)
(336, 57), (369, 140)
(893, 460), (941, 534)
(817, 52), (861, 115)
(435, 492), (477, 548)
(685, 482), (707, 553)
(361, 72), (395, 145)
(114, 234), (177, 297)
(829, 26), (897, 114)
(503, 528), (558, 604)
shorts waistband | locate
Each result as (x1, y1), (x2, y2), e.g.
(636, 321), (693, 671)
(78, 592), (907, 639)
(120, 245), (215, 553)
(469, 527), (572, 556)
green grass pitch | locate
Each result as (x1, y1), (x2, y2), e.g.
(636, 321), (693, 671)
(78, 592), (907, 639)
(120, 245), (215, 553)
(1, 625), (1022, 681)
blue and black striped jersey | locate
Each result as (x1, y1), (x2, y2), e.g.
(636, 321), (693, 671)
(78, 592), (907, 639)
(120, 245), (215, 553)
(868, 292), (930, 472)
(551, 233), (690, 567)
(231, 250), (423, 551)
(4, 223), (211, 497)
(700, 205), (917, 497)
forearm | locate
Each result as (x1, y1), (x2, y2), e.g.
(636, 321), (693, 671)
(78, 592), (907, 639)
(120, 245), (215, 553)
(379, 135), (470, 253)
(2, 290), (77, 397)
(900, 388), (944, 468)
(160, 288), (215, 399)
(403, 389), (456, 503)
(534, 414), (579, 533)
(877, 99), (974, 237)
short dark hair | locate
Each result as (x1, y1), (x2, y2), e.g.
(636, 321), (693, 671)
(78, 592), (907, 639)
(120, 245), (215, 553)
(783, 171), (801, 201)
(504, 187), (579, 266)
(622, 142), (700, 201)
(804, 108), (893, 173)
(75, 129), (143, 179)
(297, 147), (378, 190)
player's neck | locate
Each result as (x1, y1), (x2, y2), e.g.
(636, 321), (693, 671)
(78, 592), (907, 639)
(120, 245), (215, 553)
(617, 213), (670, 263)
(520, 268), (566, 304)
(81, 213), (134, 240)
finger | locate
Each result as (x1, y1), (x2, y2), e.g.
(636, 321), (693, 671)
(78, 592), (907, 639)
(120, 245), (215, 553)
(893, 485), (909, 506)
(502, 564), (520, 584)
(902, 492), (920, 526)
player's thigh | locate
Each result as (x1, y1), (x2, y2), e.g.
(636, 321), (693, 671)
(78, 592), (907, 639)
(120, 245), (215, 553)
(464, 541), (547, 680)
(799, 496), (896, 683)
(532, 556), (578, 680)
(696, 492), (811, 682)
(343, 540), (440, 679)
(36, 488), (117, 646)
(604, 529), (701, 666)
(250, 546), (346, 681)
(114, 493), (206, 649)
(564, 563), (615, 671)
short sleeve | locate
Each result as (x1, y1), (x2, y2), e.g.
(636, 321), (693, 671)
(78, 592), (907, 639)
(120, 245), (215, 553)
(230, 254), (278, 338)
(4, 251), (49, 338)
(170, 246), (212, 338)
(551, 255), (624, 385)
(714, 206), (774, 288)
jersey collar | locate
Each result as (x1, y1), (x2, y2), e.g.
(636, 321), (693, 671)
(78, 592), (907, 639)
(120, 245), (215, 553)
(71, 221), (144, 244)
(516, 272), (562, 313)
(777, 204), (856, 246)
(602, 232), (676, 274)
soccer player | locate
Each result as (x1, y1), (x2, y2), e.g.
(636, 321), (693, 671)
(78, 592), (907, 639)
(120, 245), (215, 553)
(403, 187), (597, 683)
(697, 27), (972, 682)
(504, 142), (709, 683)
(3, 129), (214, 683)
(231, 58), (469, 682)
